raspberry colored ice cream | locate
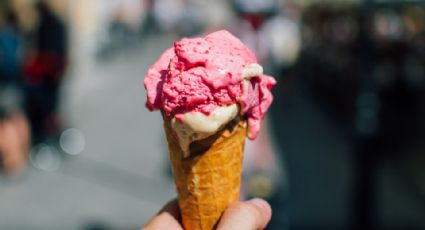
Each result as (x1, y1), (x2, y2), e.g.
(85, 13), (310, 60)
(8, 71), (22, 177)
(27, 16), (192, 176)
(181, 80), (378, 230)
(144, 30), (275, 139)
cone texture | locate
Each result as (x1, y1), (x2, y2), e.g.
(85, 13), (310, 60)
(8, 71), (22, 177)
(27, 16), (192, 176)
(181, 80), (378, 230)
(163, 115), (246, 230)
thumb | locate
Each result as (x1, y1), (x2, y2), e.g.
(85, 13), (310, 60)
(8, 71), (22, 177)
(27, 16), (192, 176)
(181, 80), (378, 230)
(217, 198), (272, 230)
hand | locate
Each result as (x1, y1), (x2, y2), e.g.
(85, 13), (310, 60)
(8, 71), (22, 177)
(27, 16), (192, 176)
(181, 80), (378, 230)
(143, 198), (272, 230)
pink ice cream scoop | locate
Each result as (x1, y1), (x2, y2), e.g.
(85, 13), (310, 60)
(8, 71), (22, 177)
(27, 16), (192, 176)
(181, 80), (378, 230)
(144, 30), (276, 139)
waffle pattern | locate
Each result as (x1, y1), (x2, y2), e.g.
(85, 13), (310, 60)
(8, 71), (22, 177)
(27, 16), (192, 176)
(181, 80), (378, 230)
(163, 117), (246, 230)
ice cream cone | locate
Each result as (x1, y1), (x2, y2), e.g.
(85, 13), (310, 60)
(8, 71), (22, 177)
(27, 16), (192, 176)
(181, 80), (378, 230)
(163, 114), (247, 230)
(144, 30), (276, 229)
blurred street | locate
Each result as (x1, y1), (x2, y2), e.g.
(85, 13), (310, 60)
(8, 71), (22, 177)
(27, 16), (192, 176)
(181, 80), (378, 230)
(1, 0), (425, 229)
(0, 35), (177, 230)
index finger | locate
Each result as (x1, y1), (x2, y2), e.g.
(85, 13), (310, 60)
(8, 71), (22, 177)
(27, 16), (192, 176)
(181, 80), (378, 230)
(142, 199), (182, 230)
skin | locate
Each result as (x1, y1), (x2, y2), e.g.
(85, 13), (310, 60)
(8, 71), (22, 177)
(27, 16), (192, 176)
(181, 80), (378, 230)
(143, 198), (272, 230)
(0, 112), (30, 177)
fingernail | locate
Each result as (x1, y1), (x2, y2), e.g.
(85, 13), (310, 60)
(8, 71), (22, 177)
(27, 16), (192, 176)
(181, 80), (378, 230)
(248, 198), (271, 213)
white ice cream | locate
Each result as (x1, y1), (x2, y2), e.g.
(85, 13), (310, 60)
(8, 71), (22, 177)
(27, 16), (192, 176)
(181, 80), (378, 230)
(172, 104), (239, 156)
(242, 63), (263, 80)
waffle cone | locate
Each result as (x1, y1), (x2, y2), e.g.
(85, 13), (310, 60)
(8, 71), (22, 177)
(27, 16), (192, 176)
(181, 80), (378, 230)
(163, 114), (246, 230)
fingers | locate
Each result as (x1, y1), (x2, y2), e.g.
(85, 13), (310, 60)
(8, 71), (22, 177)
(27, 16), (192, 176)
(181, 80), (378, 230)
(217, 198), (272, 230)
(143, 197), (272, 230)
(142, 199), (183, 230)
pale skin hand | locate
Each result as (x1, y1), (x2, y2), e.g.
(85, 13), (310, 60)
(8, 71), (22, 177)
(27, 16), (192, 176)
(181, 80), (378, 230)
(143, 198), (272, 230)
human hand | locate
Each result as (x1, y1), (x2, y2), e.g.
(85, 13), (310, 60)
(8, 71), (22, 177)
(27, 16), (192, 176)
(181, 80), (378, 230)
(143, 198), (272, 230)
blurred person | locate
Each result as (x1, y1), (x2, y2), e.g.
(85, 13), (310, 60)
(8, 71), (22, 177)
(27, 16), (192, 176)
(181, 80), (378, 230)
(140, 0), (158, 37)
(0, 8), (30, 177)
(97, 0), (144, 59)
(231, 0), (273, 64)
(23, 1), (67, 144)
(230, 0), (285, 201)
(151, 0), (204, 36)
(143, 198), (272, 230)
(262, 1), (301, 72)
(0, 100), (30, 177)
(0, 7), (21, 85)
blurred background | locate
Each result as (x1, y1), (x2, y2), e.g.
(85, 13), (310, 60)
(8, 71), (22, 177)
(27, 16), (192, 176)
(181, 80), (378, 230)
(0, 0), (424, 229)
